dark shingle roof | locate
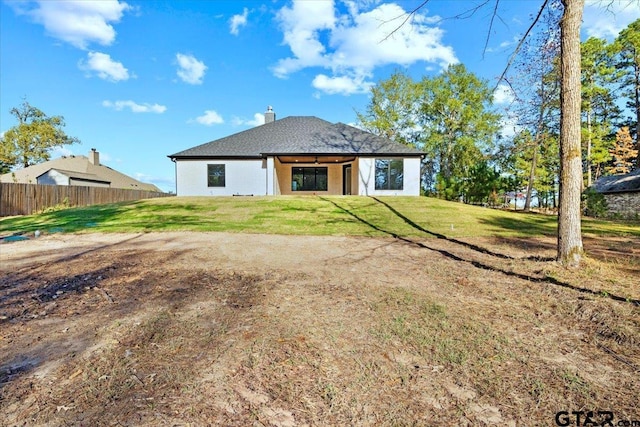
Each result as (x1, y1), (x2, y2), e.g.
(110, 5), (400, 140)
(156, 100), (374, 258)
(169, 116), (423, 158)
(592, 169), (640, 193)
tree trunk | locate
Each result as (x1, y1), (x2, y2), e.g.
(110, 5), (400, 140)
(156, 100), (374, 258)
(524, 142), (538, 211)
(558, 0), (584, 267)
(586, 102), (592, 187)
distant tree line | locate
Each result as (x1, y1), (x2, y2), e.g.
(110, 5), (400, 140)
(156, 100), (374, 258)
(357, 17), (640, 210)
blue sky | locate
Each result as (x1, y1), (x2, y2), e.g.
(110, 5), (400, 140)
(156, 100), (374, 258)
(1, 0), (638, 192)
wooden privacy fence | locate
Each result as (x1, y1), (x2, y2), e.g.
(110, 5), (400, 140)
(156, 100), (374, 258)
(0, 183), (173, 217)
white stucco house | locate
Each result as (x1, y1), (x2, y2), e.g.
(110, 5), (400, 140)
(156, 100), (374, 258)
(168, 108), (424, 196)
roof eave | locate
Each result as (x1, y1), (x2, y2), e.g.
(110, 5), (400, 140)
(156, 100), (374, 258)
(168, 154), (263, 160)
(263, 152), (424, 157)
(597, 188), (640, 194)
(170, 153), (424, 159)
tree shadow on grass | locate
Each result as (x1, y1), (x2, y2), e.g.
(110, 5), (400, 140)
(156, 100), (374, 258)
(491, 235), (558, 263)
(320, 197), (639, 307)
(477, 214), (558, 238)
(370, 197), (555, 262)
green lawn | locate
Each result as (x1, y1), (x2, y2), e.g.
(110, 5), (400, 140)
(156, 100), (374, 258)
(1, 196), (638, 238)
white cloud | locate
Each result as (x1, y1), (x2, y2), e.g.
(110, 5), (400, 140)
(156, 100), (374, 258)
(79, 51), (131, 81)
(486, 35), (520, 53)
(12, 0), (131, 49)
(230, 8), (249, 35)
(493, 83), (515, 105)
(273, 0), (336, 77)
(102, 100), (167, 113)
(232, 113), (265, 127)
(312, 73), (373, 96)
(329, 4), (457, 72)
(176, 53), (207, 85)
(191, 110), (224, 126)
(583, 0), (640, 39)
(498, 112), (521, 139)
(272, 1), (457, 95)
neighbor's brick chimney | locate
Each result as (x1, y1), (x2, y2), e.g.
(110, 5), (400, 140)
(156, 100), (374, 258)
(264, 106), (275, 124)
(89, 148), (100, 165)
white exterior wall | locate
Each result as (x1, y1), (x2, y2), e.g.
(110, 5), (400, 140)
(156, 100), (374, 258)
(175, 159), (267, 196)
(37, 170), (70, 186)
(357, 157), (421, 196)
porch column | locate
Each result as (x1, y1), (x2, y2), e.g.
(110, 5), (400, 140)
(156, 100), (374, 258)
(266, 156), (275, 195)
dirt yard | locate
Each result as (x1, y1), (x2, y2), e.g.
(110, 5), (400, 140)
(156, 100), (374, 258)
(1, 231), (638, 426)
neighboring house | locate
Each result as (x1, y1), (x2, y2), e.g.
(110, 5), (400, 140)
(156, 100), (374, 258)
(168, 107), (424, 196)
(0, 149), (162, 192)
(591, 169), (640, 218)
(36, 169), (111, 187)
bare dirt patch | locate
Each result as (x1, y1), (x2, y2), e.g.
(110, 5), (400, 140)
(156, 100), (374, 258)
(1, 232), (638, 426)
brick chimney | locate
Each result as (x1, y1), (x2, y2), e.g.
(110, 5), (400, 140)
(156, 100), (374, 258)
(264, 106), (275, 124)
(89, 148), (100, 165)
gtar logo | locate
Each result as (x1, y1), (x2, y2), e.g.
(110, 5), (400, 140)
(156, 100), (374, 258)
(555, 411), (640, 427)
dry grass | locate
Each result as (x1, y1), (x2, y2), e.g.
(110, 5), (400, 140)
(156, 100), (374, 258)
(1, 232), (638, 426)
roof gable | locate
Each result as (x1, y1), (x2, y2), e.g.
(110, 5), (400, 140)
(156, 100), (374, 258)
(169, 116), (422, 158)
(37, 168), (111, 184)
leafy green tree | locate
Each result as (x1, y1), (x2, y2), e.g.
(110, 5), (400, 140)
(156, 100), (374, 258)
(357, 66), (500, 198)
(493, 137), (526, 209)
(418, 63), (501, 197)
(512, 130), (537, 195)
(0, 100), (80, 169)
(463, 160), (501, 205)
(355, 71), (422, 148)
(0, 160), (10, 174)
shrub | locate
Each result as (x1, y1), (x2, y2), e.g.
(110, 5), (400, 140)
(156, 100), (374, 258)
(582, 188), (608, 218)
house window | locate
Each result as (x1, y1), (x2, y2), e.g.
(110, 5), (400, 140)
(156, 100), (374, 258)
(207, 164), (225, 187)
(292, 167), (328, 191)
(375, 159), (403, 190)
